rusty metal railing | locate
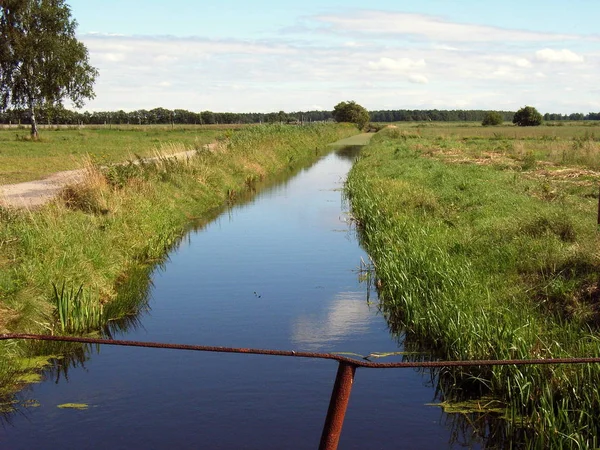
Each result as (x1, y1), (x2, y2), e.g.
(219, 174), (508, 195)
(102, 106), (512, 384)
(3, 333), (600, 450)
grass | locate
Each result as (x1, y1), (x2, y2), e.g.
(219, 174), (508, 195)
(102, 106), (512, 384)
(346, 125), (600, 447)
(0, 125), (223, 184)
(377, 120), (600, 140)
(0, 122), (359, 406)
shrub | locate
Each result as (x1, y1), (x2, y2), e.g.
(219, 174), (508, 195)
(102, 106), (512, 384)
(513, 106), (543, 126)
(482, 111), (504, 126)
(332, 101), (370, 130)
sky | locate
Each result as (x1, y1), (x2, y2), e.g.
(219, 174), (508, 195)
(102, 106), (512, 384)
(66, 0), (600, 114)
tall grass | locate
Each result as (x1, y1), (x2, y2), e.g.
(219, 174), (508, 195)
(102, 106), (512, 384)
(52, 282), (103, 334)
(346, 127), (600, 447)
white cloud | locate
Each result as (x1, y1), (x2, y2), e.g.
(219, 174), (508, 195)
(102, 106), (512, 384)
(535, 48), (584, 63)
(76, 23), (598, 114)
(84, 34), (296, 63)
(367, 57), (425, 72)
(432, 44), (460, 51)
(154, 55), (179, 64)
(96, 52), (126, 62)
(366, 57), (428, 85)
(514, 58), (533, 68)
(489, 55), (532, 68)
(408, 74), (429, 84)
(315, 11), (578, 42)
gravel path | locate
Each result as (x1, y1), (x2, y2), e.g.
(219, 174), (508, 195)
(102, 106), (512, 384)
(0, 169), (87, 209)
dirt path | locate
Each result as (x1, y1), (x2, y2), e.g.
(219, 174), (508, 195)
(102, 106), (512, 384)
(0, 149), (202, 209)
(1, 134), (369, 209)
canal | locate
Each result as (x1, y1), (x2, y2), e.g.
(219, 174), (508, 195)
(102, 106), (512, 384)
(1, 136), (478, 449)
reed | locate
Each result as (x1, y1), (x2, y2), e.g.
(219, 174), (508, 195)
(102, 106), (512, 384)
(52, 281), (103, 334)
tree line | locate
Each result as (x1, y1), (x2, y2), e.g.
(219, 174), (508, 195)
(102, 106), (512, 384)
(0, 106), (599, 126)
(543, 112), (600, 121)
(0, 106), (332, 126)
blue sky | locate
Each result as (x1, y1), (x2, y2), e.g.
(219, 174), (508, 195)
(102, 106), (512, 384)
(67, 0), (600, 113)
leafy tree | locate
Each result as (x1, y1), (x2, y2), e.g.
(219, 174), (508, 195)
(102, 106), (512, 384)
(0, 0), (98, 138)
(332, 101), (370, 129)
(513, 106), (543, 127)
(481, 111), (504, 126)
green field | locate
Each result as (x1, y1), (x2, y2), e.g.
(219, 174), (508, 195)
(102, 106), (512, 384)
(346, 123), (600, 447)
(0, 125), (225, 184)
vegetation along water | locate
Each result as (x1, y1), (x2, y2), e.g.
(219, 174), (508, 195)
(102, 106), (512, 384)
(0, 123), (358, 402)
(345, 122), (600, 448)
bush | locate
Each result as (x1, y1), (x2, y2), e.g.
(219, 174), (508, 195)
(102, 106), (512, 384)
(482, 111), (504, 126)
(513, 106), (543, 126)
(332, 101), (370, 130)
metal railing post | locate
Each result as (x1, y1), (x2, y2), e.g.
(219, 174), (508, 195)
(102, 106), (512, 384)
(319, 362), (357, 450)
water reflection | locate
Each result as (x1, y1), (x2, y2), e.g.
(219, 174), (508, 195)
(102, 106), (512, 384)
(291, 291), (374, 350)
(334, 145), (363, 161)
(0, 145), (341, 423)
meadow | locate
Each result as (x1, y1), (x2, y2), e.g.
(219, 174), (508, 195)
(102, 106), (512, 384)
(0, 125), (231, 184)
(0, 123), (358, 404)
(346, 122), (600, 448)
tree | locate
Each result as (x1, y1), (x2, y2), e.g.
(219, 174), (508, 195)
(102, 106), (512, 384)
(481, 111), (503, 126)
(332, 101), (370, 129)
(513, 106), (543, 127)
(0, 0), (98, 138)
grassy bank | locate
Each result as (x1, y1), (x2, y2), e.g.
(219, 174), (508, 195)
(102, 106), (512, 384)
(0, 123), (358, 402)
(345, 125), (600, 447)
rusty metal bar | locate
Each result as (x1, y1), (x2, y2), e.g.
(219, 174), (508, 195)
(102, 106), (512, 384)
(319, 362), (356, 450)
(2, 334), (600, 368)
(3, 333), (600, 450)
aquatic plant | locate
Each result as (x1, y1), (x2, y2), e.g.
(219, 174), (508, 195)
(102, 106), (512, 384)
(52, 281), (103, 334)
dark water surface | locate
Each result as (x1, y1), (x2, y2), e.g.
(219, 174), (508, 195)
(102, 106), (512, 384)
(1, 144), (478, 449)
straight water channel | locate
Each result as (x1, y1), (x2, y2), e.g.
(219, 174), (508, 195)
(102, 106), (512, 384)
(2, 139), (482, 449)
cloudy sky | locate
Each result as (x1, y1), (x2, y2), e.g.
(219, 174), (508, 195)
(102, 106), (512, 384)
(68, 0), (599, 114)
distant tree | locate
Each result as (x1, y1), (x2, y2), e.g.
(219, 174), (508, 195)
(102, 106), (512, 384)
(568, 113), (585, 121)
(588, 112), (600, 121)
(332, 101), (370, 129)
(277, 110), (288, 123)
(0, 0), (98, 138)
(481, 111), (504, 126)
(201, 111), (215, 125)
(513, 106), (543, 127)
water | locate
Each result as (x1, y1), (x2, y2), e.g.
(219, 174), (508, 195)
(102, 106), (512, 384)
(1, 143), (479, 449)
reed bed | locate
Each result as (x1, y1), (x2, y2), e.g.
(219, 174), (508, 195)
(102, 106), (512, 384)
(346, 127), (600, 447)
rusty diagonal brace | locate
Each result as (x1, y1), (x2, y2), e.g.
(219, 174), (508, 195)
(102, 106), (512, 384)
(3, 334), (600, 450)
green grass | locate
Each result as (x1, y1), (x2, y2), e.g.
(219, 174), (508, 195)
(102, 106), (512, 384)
(0, 122), (359, 406)
(377, 120), (600, 136)
(0, 125), (223, 184)
(346, 126), (600, 447)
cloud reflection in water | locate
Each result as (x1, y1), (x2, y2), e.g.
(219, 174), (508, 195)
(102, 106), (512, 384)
(291, 291), (374, 350)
